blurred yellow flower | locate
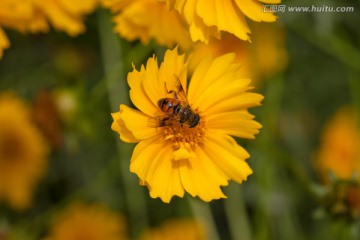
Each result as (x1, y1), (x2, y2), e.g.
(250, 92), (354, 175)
(0, 28), (10, 59)
(316, 107), (360, 183)
(34, 0), (99, 36)
(45, 203), (127, 240)
(0, 93), (48, 210)
(111, 47), (263, 202)
(102, 0), (192, 49)
(0, 0), (98, 59)
(140, 218), (205, 240)
(161, 0), (280, 43)
(0, 0), (48, 59)
(189, 23), (288, 87)
(0, 0), (48, 33)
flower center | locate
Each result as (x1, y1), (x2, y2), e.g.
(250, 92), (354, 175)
(162, 119), (206, 150)
(0, 132), (23, 162)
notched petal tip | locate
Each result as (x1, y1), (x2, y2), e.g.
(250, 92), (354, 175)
(111, 111), (139, 143)
(119, 105), (159, 140)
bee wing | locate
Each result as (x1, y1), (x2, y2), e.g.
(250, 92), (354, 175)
(165, 74), (188, 103)
(147, 114), (170, 128)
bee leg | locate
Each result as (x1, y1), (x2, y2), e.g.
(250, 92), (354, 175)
(164, 82), (179, 99)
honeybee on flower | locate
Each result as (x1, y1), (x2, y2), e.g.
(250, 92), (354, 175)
(148, 74), (200, 129)
(111, 47), (263, 202)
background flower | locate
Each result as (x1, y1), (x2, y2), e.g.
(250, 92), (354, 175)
(112, 48), (263, 202)
(314, 107), (360, 220)
(189, 22), (288, 87)
(140, 218), (205, 240)
(315, 107), (360, 183)
(0, 0), (48, 58)
(0, 28), (10, 58)
(161, 0), (280, 43)
(45, 202), (127, 240)
(0, 0), (98, 59)
(0, 93), (48, 210)
(102, 0), (192, 49)
(34, 0), (99, 36)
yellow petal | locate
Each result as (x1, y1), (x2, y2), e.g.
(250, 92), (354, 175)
(181, 0), (196, 23)
(188, 54), (263, 114)
(143, 56), (167, 107)
(113, 105), (159, 141)
(189, 15), (220, 43)
(0, 28), (10, 59)
(206, 111), (262, 139)
(202, 132), (253, 183)
(159, 47), (188, 93)
(5, 178), (32, 210)
(206, 92), (263, 116)
(36, 0), (84, 36)
(187, 56), (213, 101)
(234, 0), (277, 22)
(131, 141), (185, 203)
(188, 53), (243, 105)
(196, 0), (251, 41)
(130, 136), (166, 181)
(111, 112), (139, 143)
(108, 0), (192, 49)
(258, 0), (281, 4)
(191, 78), (250, 109)
(58, 0), (98, 15)
(179, 146), (228, 201)
(128, 64), (159, 117)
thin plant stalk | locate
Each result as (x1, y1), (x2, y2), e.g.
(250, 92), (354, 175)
(97, 9), (149, 238)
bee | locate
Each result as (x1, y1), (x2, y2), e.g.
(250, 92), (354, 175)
(148, 75), (200, 128)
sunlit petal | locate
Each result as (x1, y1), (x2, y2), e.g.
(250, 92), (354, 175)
(104, 0), (192, 49)
(117, 105), (160, 140)
(235, 0), (277, 22)
(164, 0), (279, 42)
(202, 131), (253, 183)
(111, 112), (139, 143)
(206, 111), (262, 139)
(0, 93), (48, 210)
(128, 64), (159, 116)
(179, 146), (228, 201)
(132, 141), (185, 202)
(0, 28), (10, 59)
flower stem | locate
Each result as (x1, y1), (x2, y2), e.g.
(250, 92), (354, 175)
(347, 72), (360, 119)
(254, 74), (307, 240)
(97, 9), (149, 238)
(188, 198), (221, 240)
(223, 183), (252, 240)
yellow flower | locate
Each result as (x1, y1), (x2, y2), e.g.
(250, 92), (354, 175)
(316, 107), (360, 183)
(161, 0), (280, 43)
(0, 0), (98, 59)
(140, 218), (205, 240)
(111, 48), (263, 202)
(0, 93), (48, 210)
(0, 27), (10, 59)
(45, 203), (127, 240)
(0, 0), (48, 59)
(189, 23), (288, 87)
(249, 23), (288, 81)
(34, 0), (99, 36)
(0, 0), (48, 33)
(102, 0), (192, 50)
